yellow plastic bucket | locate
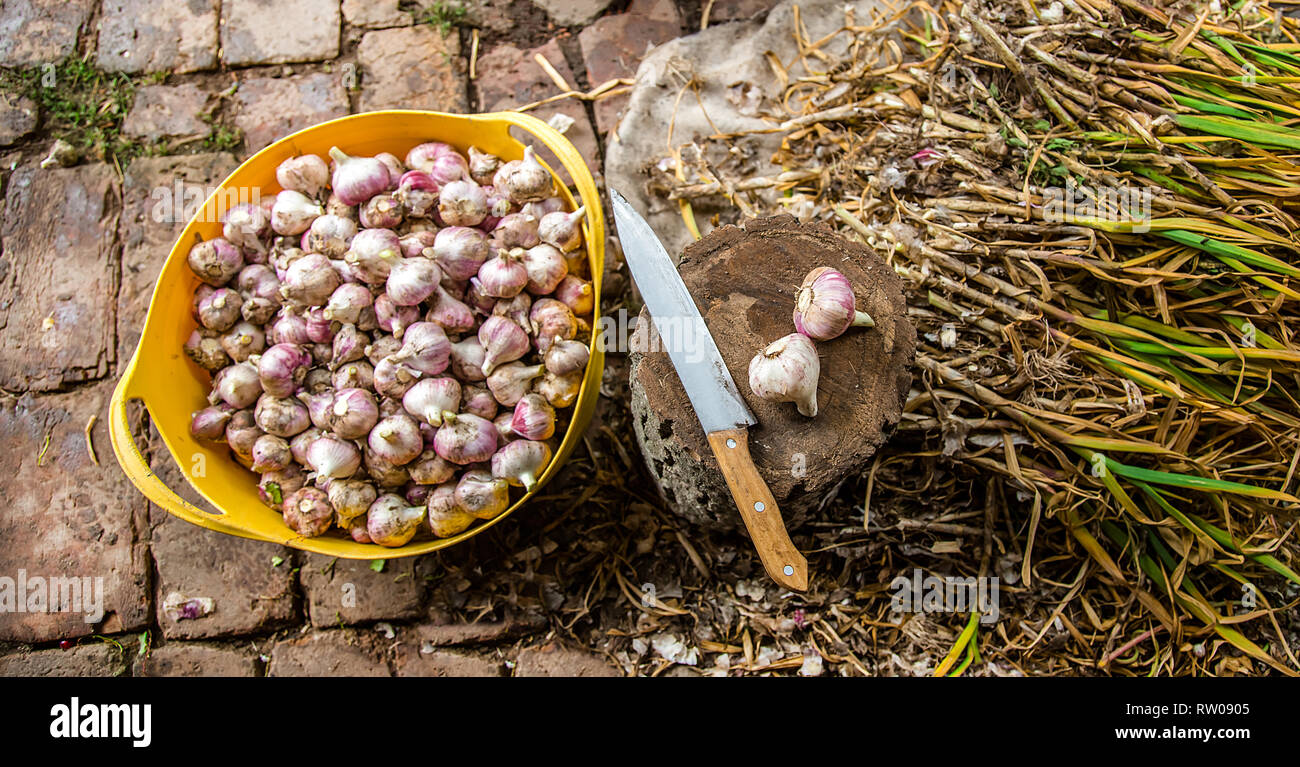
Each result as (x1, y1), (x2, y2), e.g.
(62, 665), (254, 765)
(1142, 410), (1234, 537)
(109, 110), (605, 558)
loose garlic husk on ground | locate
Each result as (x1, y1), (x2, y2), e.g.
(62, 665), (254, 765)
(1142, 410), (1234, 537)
(748, 333), (820, 417)
(793, 266), (875, 341)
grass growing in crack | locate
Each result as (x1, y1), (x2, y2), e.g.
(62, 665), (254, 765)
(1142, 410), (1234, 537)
(417, 0), (467, 36)
(0, 55), (156, 164)
(204, 125), (243, 153)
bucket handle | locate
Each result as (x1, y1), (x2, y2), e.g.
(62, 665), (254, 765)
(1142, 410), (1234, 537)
(108, 366), (257, 537)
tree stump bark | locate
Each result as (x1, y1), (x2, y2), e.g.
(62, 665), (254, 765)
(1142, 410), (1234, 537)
(628, 215), (915, 531)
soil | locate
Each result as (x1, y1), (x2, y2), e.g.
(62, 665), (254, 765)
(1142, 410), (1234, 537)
(629, 215), (916, 530)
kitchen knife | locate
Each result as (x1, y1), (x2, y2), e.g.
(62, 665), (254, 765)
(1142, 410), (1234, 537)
(610, 189), (808, 592)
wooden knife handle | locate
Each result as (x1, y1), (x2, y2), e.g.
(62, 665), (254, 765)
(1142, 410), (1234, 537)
(706, 428), (809, 592)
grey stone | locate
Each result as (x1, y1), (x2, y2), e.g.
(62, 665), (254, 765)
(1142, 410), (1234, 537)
(342, 0), (411, 28)
(532, 0), (613, 26)
(233, 73), (349, 154)
(122, 83), (212, 142)
(221, 0), (341, 67)
(0, 92), (38, 146)
(138, 643), (258, 676)
(357, 25), (466, 112)
(0, 643), (129, 676)
(300, 554), (424, 627)
(96, 0), (220, 74)
(395, 644), (503, 677)
(268, 630), (391, 676)
(0, 0), (94, 67)
(0, 163), (118, 391)
(606, 0), (878, 257)
(515, 641), (620, 677)
(0, 381), (152, 643)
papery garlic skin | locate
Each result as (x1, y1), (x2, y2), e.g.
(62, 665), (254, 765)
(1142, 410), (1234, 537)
(748, 333), (821, 417)
(792, 267), (875, 341)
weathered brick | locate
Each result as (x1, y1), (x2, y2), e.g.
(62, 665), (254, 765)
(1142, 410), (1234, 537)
(96, 0), (220, 74)
(138, 642), (258, 676)
(0, 642), (129, 677)
(0, 92), (38, 146)
(532, 0), (613, 26)
(122, 84), (213, 142)
(357, 25), (466, 112)
(118, 152), (238, 364)
(0, 0), (95, 67)
(474, 38), (600, 184)
(233, 73), (349, 155)
(300, 554), (424, 628)
(0, 163), (119, 392)
(578, 0), (683, 133)
(515, 641), (620, 677)
(221, 0), (341, 67)
(147, 455), (298, 640)
(0, 382), (151, 643)
(268, 630), (391, 676)
(395, 642), (503, 677)
(342, 0), (411, 28)
(414, 610), (547, 646)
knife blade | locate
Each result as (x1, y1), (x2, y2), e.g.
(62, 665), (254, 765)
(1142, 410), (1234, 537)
(610, 189), (808, 592)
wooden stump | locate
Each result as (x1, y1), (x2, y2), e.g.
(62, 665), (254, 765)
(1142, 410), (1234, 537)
(628, 216), (915, 531)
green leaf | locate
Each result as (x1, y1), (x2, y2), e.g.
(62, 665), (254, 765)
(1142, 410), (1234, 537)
(271, 555), (284, 568)
(370, 559), (385, 573)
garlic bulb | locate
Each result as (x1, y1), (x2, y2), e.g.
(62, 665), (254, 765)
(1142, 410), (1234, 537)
(283, 487), (334, 537)
(494, 146), (553, 203)
(402, 377), (461, 426)
(367, 414), (424, 465)
(271, 190), (324, 236)
(792, 267), (875, 341)
(328, 147), (390, 206)
(427, 483), (476, 537)
(479, 315), (530, 375)
(187, 237), (244, 286)
(251, 433), (292, 473)
(509, 393), (555, 441)
(307, 434), (362, 479)
(491, 439), (552, 491)
(276, 154), (329, 198)
(454, 469), (510, 520)
(328, 479), (378, 526)
(543, 337), (589, 377)
(433, 412), (497, 465)
(537, 206), (585, 252)
(748, 333), (820, 417)
(487, 362), (545, 407)
(366, 494), (426, 547)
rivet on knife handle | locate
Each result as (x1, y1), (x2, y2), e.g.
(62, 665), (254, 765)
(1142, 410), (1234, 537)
(706, 428), (808, 592)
